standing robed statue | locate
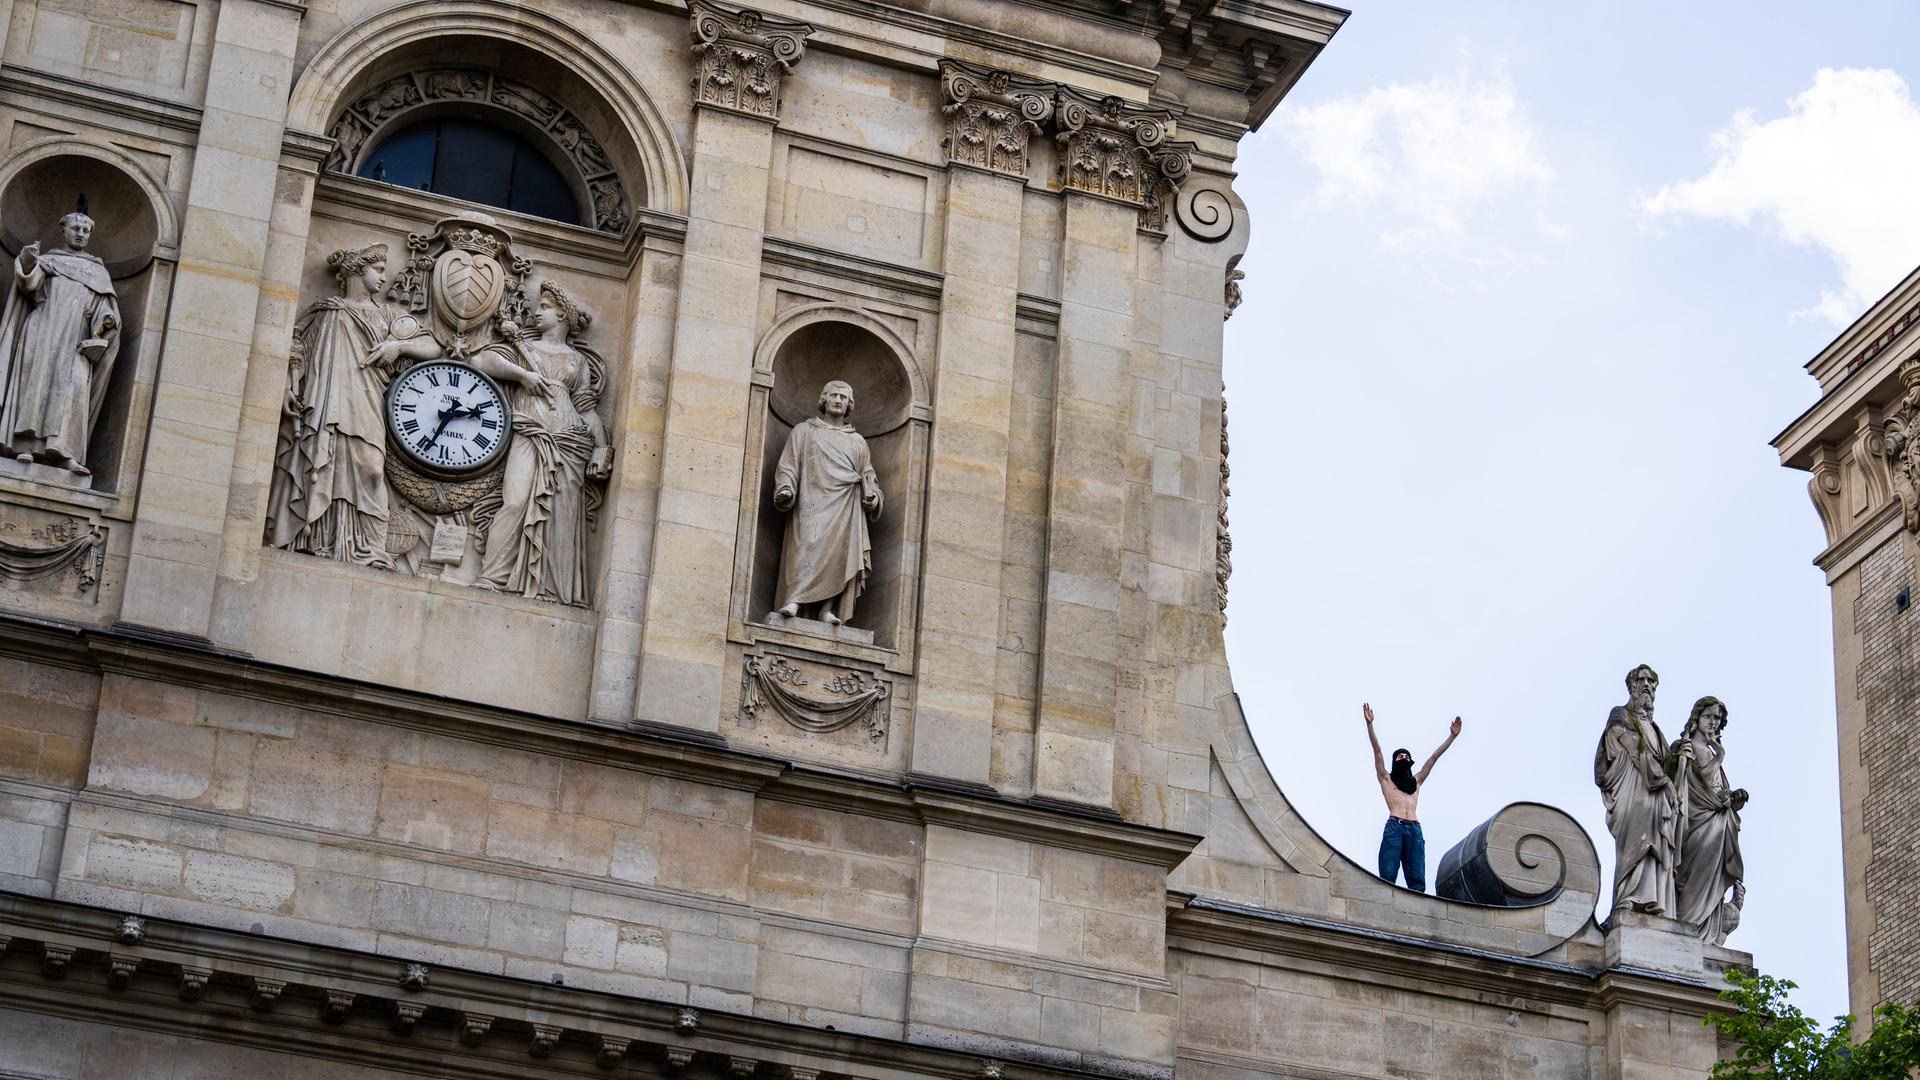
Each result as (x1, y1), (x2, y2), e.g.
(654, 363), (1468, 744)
(1594, 663), (1682, 916)
(1672, 695), (1747, 944)
(0, 200), (121, 478)
(769, 379), (882, 626)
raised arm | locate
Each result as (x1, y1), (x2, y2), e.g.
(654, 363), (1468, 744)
(1363, 703), (1387, 781)
(1415, 717), (1463, 785)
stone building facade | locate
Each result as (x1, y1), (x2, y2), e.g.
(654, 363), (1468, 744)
(1777, 267), (1920, 1020)
(0, 0), (1742, 1075)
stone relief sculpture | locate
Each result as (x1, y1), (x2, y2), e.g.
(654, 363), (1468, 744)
(0, 202), (121, 480)
(265, 212), (611, 607)
(1053, 90), (1194, 232)
(1215, 396), (1231, 619)
(768, 380), (882, 626)
(1672, 696), (1747, 945)
(467, 282), (609, 605)
(939, 62), (1054, 177)
(688, 1), (811, 121)
(1593, 664), (1680, 916)
(324, 69), (631, 235)
(1881, 358), (1920, 532)
(266, 243), (399, 568)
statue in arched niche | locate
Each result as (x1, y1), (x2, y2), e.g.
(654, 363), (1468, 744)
(0, 200), (121, 479)
(769, 380), (883, 626)
(266, 242), (400, 568)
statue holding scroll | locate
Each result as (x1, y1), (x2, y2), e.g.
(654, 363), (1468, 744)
(0, 204), (121, 478)
(769, 380), (882, 626)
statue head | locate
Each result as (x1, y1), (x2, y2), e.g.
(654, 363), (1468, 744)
(1685, 696), (1727, 742)
(818, 380), (854, 422)
(327, 243), (388, 296)
(536, 280), (593, 337)
(1625, 664), (1658, 714)
(58, 211), (94, 252)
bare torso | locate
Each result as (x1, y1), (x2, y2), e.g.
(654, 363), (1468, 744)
(1379, 777), (1420, 820)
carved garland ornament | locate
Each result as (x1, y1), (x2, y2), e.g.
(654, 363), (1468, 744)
(1216, 397), (1231, 619)
(0, 517), (103, 593)
(742, 652), (888, 745)
(324, 68), (631, 234)
(689, 2), (812, 121)
(1881, 358), (1920, 533)
(940, 62), (1055, 177)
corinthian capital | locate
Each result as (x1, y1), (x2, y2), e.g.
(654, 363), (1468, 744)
(1053, 88), (1194, 230)
(1883, 358), (1920, 533)
(689, 1), (813, 121)
(940, 62), (1055, 178)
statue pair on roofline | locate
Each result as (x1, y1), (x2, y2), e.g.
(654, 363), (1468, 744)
(1595, 663), (1747, 945)
(264, 212), (610, 607)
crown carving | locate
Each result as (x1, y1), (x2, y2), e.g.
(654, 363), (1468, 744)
(1052, 88), (1195, 230)
(443, 227), (503, 258)
(688, 1), (813, 120)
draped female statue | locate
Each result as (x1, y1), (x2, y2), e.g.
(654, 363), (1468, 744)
(1594, 664), (1681, 915)
(467, 281), (609, 605)
(266, 243), (398, 568)
(0, 208), (121, 479)
(1672, 696), (1747, 944)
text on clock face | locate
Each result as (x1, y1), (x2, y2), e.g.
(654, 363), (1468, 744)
(391, 364), (506, 469)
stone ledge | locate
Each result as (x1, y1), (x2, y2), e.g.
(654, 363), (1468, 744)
(0, 890), (1106, 1080)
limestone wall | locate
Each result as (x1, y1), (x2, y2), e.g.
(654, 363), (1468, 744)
(0, 0), (1746, 1075)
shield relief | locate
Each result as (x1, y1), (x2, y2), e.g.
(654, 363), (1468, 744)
(431, 248), (506, 336)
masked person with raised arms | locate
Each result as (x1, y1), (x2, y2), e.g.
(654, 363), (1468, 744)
(1364, 703), (1463, 892)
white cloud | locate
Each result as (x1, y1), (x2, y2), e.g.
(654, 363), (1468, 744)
(1276, 71), (1554, 249)
(1641, 67), (1920, 324)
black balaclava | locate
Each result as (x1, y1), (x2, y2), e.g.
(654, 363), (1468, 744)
(1390, 749), (1417, 795)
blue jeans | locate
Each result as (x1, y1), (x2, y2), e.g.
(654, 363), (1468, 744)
(1378, 817), (1425, 892)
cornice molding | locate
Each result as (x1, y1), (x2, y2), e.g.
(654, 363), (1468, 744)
(0, 65), (203, 134)
(0, 891), (1092, 1080)
(1170, 898), (1736, 1015)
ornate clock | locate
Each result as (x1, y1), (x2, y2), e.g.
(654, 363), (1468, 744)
(385, 360), (512, 477)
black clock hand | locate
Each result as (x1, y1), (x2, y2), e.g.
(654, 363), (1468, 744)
(424, 402), (459, 450)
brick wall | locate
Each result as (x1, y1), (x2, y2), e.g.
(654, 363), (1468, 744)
(1857, 537), (1920, 1003)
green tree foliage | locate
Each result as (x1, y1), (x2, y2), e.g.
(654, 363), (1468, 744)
(1706, 968), (1920, 1078)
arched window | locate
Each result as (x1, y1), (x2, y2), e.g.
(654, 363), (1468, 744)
(358, 117), (581, 225)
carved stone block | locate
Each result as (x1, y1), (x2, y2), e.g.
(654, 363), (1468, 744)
(1052, 89), (1195, 232)
(740, 646), (890, 749)
(941, 62), (1055, 177)
(0, 504), (104, 598)
(689, 2), (812, 120)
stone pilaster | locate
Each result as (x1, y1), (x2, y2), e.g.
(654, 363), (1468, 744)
(909, 68), (1049, 786)
(118, 0), (304, 638)
(632, 6), (811, 735)
(1031, 189), (1139, 808)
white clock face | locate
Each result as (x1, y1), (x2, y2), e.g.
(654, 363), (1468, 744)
(386, 361), (511, 475)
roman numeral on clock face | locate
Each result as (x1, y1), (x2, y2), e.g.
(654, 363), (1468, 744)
(474, 433), (492, 451)
(400, 419), (420, 435)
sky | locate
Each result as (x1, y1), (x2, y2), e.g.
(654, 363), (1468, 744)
(1221, 0), (1920, 1023)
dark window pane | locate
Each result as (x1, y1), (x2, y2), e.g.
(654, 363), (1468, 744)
(359, 122), (436, 189)
(432, 119), (517, 209)
(357, 116), (585, 227)
(507, 144), (580, 223)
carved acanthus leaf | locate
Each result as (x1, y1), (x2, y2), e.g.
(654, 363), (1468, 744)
(1882, 359), (1920, 533)
(940, 62), (1055, 177)
(689, 2), (812, 120)
(1052, 89), (1194, 231)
